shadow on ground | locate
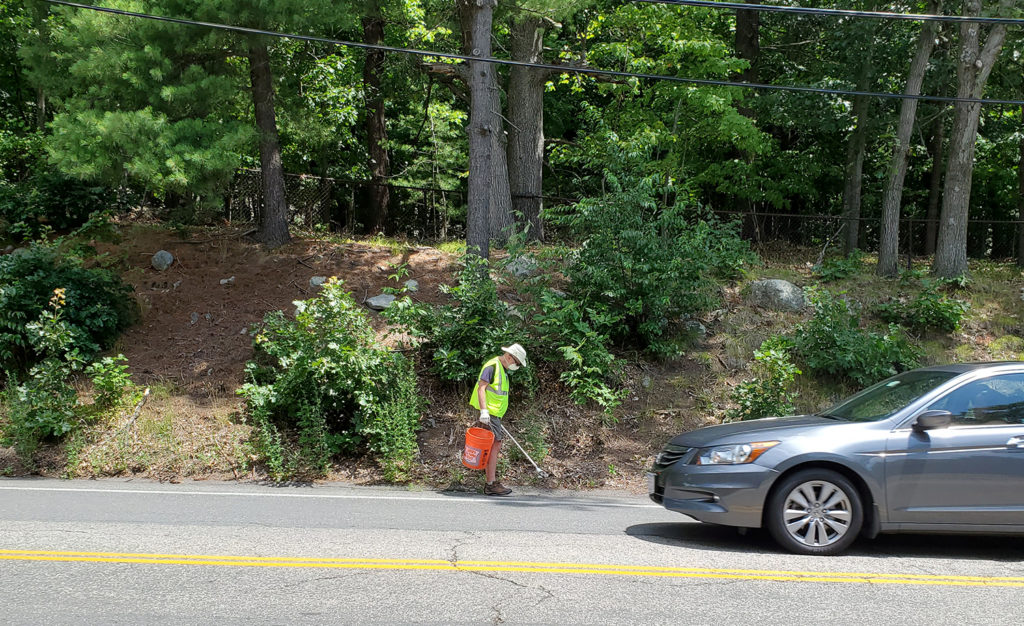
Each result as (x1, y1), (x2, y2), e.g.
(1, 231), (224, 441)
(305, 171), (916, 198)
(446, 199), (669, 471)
(626, 521), (1024, 561)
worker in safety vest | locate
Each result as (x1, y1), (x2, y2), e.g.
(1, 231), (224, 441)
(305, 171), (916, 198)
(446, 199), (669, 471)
(469, 343), (527, 496)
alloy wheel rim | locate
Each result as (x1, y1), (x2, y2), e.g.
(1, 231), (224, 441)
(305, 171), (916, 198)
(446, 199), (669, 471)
(781, 480), (853, 547)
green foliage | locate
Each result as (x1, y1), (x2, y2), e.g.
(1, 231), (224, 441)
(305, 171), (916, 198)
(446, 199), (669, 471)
(85, 354), (133, 408)
(0, 242), (136, 373)
(384, 253), (518, 383)
(793, 287), (919, 387)
(812, 250), (865, 283)
(237, 279), (420, 479)
(548, 176), (755, 355)
(3, 290), (85, 456)
(0, 171), (117, 239)
(531, 289), (625, 416)
(727, 336), (801, 422)
(877, 281), (970, 333)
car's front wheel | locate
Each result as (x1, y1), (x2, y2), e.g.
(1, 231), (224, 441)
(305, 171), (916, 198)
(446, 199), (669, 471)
(766, 469), (863, 556)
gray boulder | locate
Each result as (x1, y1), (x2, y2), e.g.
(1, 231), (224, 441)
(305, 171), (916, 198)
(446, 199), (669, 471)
(366, 294), (396, 311)
(151, 250), (174, 271)
(506, 255), (539, 278)
(309, 276), (329, 288)
(404, 279), (420, 292)
(748, 279), (805, 312)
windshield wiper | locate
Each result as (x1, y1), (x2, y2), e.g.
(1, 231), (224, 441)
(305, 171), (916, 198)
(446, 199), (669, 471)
(816, 413), (848, 421)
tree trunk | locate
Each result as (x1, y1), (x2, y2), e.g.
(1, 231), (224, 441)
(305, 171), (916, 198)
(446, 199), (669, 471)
(248, 36), (290, 249)
(362, 0), (391, 233)
(459, 0), (498, 259)
(841, 60), (873, 255)
(932, 0), (1010, 278)
(507, 17), (547, 242)
(489, 104), (513, 245)
(925, 115), (945, 255)
(877, 1), (941, 277)
(1017, 104), (1024, 267)
(735, 0), (760, 85)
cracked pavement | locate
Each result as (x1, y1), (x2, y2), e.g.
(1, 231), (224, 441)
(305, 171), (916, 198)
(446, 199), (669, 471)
(1, 478), (1022, 625)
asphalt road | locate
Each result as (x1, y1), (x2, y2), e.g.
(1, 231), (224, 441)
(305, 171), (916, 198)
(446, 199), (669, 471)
(2, 477), (1023, 625)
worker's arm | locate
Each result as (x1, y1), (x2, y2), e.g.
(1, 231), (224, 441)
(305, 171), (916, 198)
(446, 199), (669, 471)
(476, 376), (491, 423)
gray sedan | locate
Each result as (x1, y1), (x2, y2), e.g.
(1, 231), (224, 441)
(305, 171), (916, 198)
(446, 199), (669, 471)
(648, 362), (1024, 555)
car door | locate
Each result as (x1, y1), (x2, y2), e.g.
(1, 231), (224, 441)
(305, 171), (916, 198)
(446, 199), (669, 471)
(885, 372), (1024, 526)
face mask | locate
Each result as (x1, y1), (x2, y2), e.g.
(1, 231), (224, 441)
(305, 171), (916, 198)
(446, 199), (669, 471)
(506, 362), (519, 372)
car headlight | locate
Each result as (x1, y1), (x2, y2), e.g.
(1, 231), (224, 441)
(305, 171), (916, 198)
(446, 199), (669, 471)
(695, 441), (779, 465)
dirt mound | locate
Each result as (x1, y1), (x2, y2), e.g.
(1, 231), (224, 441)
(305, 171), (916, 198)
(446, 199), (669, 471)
(111, 226), (455, 396)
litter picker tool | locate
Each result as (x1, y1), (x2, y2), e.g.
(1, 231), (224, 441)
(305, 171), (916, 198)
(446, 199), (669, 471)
(500, 423), (549, 479)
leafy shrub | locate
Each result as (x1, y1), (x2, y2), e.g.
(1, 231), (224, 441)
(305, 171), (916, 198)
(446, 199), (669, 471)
(384, 253), (519, 383)
(793, 287), (919, 387)
(727, 336), (801, 421)
(876, 281), (969, 333)
(812, 250), (865, 282)
(530, 289), (625, 417)
(3, 290), (86, 456)
(547, 176), (755, 355)
(86, 354), (133, 408)
(0, 172), (117, 238)
(0, 242), (136, 373)
(238, 279), (421, 479)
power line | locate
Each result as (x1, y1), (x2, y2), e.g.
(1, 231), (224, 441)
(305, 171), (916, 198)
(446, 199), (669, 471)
(635, 0), (1024, 27)
(43, 0), (1024, 106)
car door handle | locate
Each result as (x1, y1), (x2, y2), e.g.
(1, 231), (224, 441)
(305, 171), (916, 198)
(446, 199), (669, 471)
(1008, 437), (1024, 449)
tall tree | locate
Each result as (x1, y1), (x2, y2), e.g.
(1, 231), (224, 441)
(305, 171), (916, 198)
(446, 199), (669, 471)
(840, 57), (874, 255)
(506, 14), (553, 242)
(734, 0), (760, 85)
(459, 0), (498, 258)
(933, 0), (1013, 277)
(1018, 104), (1024, 267)
(363, 0), (391, 232)
(877, 1), (942, 277)
(247, 35), (290, 247)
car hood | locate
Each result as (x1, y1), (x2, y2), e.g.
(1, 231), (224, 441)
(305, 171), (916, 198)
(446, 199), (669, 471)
(668, 415), (840, 448)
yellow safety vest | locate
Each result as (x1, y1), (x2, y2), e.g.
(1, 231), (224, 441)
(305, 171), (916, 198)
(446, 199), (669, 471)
(468, 357), (510, 417)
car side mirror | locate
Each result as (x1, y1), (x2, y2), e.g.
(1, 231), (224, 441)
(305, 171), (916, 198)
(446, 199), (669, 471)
(912, 410), (953, 432)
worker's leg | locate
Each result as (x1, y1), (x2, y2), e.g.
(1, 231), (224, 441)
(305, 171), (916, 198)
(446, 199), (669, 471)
(485, 441), (501, 483)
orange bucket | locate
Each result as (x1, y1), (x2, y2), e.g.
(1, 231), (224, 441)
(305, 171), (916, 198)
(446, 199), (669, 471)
(462, 427), (495, 470)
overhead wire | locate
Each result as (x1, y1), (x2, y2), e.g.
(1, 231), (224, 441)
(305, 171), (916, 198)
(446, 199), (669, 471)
(42, 0), (1024, 107)
(633, 0), (1024, 27)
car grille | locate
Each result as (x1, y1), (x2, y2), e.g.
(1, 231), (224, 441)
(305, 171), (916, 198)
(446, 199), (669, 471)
(654, 446), (692, 468)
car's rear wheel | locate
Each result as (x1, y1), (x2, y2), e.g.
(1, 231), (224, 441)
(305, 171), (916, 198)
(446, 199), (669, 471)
(766, 469), (863, 556)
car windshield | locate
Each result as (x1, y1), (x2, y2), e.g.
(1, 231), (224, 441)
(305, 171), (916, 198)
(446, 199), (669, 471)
(818, 370), (959, 422)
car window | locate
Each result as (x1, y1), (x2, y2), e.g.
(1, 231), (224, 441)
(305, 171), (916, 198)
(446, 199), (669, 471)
(822, 370), (957, 422)
(926, 373), (1024, 426)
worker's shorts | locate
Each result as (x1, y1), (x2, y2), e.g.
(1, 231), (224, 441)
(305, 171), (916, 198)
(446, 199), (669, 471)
(488, 416), (505, 442)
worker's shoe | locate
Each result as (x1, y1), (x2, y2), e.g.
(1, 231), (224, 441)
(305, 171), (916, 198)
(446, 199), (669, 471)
(484, 481), (512, 496)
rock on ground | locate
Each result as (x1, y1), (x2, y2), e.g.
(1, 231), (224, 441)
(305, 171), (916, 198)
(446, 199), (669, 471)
(151, 250), (174, 271)
(747, 279), (805, 312)
(366, 294), (396, 310)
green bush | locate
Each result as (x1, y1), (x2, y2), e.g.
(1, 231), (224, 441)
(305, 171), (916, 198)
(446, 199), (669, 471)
(727, 336), (801, 421)
(530, 289), (625, 417)
(876, 281), (969, 333)
(793, 287), (919, 387)
(3, 290), (86, 456)
(547, 176), (756, 355)
(0, 172), (118, 239)
(86, 354), (133, 408)
(384, 253), (519, 383)
(812, 250), (865, 283)
(238, 279), (421, 479)
(0, 243), (136, 374)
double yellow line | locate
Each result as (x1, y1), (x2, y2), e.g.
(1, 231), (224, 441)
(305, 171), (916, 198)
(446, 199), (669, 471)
(2, 549), (1022, 587)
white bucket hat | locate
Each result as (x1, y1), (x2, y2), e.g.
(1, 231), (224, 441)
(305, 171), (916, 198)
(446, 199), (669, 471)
(502, 343), (527, 368)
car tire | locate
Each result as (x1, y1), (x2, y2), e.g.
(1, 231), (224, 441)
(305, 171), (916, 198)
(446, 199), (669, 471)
(766, 469), (863, 556)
